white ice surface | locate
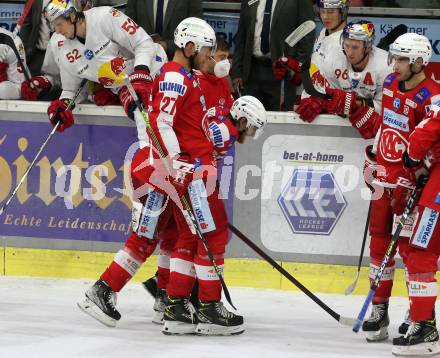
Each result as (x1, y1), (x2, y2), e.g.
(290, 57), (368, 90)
(0, 277), (420, 358)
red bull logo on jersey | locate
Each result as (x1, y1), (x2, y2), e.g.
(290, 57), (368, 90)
(97, 59), (125, 88)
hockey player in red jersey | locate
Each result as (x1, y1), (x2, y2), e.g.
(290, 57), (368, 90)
(391, 102), (440, 356)
(141, 35), (234, 312)
(196, 36), (234, 111)
(352, 33), (440, 343)
(144, 96), (267, 325)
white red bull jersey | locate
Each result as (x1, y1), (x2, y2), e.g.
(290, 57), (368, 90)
(151, 43), (167, 78)
(321, 45), (392, 113)
(376, 73), (440, 186)
(303, 28), (342, 96)
(0, 27), (26, 85)
(54, 6), (155, 100)
(41, 33), (64, 88)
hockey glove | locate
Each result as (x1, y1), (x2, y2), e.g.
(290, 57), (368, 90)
(119, 65), (153, 119)
(0, 62), (9, 82)
(47, 99), (74, 132)
(94, 87), (120, 106)
(363, 145), (378, 193)
(273, 56), (301, 80)
(21, 75), (52, 101)
(349, 105), (381, 139)
(325, 88), (358, 117)
(391, 151), (424, 216)
(295, 96), (328, 123)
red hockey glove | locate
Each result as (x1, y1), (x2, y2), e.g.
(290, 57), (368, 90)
(391, 151), (424, 216)
(349, 105), (381, 139)
(325, 87), (358, 116)
(21, 75), (52, 101)
(93, 87), (120, 106)
(47, 99), (74, 132)
(295, 96), (328, 123)
(0, 62), (9, 82)
(273, 56), (301, 81)
(118, 66), (153, 119)
(363, 145), (377, 193)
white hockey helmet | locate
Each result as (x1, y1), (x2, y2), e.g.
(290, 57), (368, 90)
(389, 33), (432, 66)
(342, 21), (375, 49)
(44, 0), (78, 23)
(317, 0), (349, 20)
(230, 96), (267, 140)
(174, 17), (217, 54)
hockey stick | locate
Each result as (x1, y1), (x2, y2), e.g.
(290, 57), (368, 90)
(228, 223), (356, 327)
(285, 20), (316, 48)
(352, 178), (425, 333)
(0, 33), (32, 82)
(0, 78), (88, 218)
(12, 0), (36, 37)
(377, 24), (407, 51)
(344, 201), (371, 295)
(117, 71), (236, 310)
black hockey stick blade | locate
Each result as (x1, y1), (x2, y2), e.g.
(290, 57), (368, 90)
(301, 59), (330, 99)
(377, 24), (408, 51)
(228, 223), (356, 327)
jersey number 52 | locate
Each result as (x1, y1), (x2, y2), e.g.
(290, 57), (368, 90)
(121, 18), (140, 35)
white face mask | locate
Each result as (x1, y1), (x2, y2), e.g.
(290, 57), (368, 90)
(213, 59), (231, 78)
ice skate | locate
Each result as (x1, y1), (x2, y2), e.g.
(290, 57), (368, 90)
(162, 297), (197, 335)
(399, 309), (411, 335)
(152, 288), (167, 325)
(196, 301), (244, 336)
(392, 319), (440, 356)
(142, 274), (158, 298)
(77, 280), (121, 328)
(362, 303), (389, 342)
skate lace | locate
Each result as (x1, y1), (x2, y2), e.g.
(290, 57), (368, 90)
(405, 322), (421, 338)
(369, 305), (385, 322)
(105, 291), (117, 311)
(215, 302), (234, 319)
(184, 299), (197, 321)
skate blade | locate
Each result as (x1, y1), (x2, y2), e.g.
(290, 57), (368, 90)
(162, 320), (196, 335)
(196, 323), (245, 336)
(152, 311), (164, 325)
(392, 342), (440, 356)
(365, 327), (389, 342)
(77, 298), (117, 328)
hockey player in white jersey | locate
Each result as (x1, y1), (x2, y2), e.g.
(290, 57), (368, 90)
(42, 0), (156, 131)
(274, 0), (348, 110)
(323, 21), (392, 115)
(297, 21), (392, 123)
(21, 0), (92, 101)
(0, 27), (26, 99)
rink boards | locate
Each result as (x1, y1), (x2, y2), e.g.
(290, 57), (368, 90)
(0, 101), (411, 296)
